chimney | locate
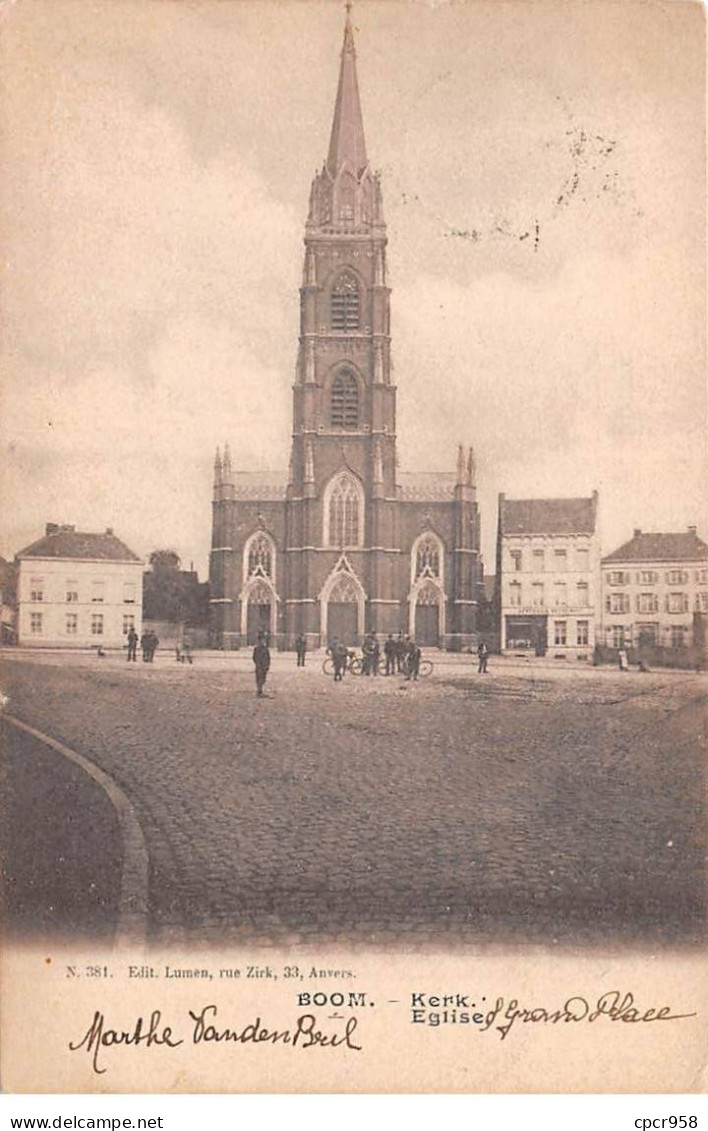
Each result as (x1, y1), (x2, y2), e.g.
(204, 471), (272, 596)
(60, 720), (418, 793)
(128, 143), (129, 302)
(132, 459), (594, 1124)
(688, 525), (697, 535)
(106, 527), (114, 535)
(45, 523), (59, 536)
(633, 528), (642, 538)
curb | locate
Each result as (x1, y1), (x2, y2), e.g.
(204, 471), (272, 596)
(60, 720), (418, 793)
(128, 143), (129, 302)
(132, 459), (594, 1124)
(3, 713), (149, 947)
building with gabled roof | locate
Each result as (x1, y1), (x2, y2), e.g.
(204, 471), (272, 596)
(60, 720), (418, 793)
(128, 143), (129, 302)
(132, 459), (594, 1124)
(600, 526), (708, 651)
(209, 10), (484, 651)
(16, 523), (143, 648)
(496, 491), (600, 657)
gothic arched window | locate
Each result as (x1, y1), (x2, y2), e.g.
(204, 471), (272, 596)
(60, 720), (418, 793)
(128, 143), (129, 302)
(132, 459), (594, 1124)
(330, 369), (360, 430)
(413, 532), (442, 582)
(324, 473), (364, 548)
(331, 271), (360, 331)
(244, 531), (275, 584)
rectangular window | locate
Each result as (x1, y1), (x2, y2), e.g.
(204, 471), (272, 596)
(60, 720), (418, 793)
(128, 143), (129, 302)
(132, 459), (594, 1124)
(123, 582), (137, 604)
(122, 614), (135, 635)
(30, 612), (43, 634)
(575, 548), (589, 571)
(532, 549), (545, 572)
(607, 593), (630, 614)
(508, 582), (522, 607)
(611, 625), (625, 648)
(509, 549), (522, 572)
(637, 593), (658, 614)
(696, 592), (708, 613)
(576, 581), (589, 607)
(696, 569), (707, 585)
(666, 592), (688, 614)
(577, 620), (589, 646)
(638, 570), (657, 584)
(91, 613), (104, 636)
(66, 580), (79, 603)
(531, 582), (544, 608)
(65, 613), (78, 635)
(553, 582), (567, 608)
(554, 620), (567, 646)
(666, 569), (688, 585)
(30, 577), (44, 602)
(608, 570), (629, 585)
(91, 580), (105, 603)
(554, 549), (568, 571)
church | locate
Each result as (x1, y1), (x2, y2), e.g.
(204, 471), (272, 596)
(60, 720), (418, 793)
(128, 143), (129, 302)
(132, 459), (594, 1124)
(209, 8), (484, 651)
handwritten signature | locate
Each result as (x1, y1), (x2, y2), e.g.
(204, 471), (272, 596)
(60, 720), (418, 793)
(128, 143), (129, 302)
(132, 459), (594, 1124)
(69, 1006), (361, 1075)
(480, 990), (696, 1042)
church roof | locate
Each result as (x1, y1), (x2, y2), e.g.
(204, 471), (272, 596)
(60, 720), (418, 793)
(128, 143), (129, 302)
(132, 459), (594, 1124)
(18, 527), (142, 562)
(500, 494), (598, 536)
(602, 529), (708, 564)
(397, 472), (456, 502)
(326, 7), (368, 178)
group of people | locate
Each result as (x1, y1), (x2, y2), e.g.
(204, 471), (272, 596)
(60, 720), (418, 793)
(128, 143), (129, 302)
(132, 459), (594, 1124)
(325, 632), (423, 681)
(125, 628), (159, 662)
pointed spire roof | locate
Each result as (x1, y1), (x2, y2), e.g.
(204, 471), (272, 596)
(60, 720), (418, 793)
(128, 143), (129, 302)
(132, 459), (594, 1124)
(326, 4), (368, 178)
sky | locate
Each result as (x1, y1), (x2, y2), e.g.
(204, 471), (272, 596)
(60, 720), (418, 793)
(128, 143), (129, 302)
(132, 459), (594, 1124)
(2, 0), (706, 577)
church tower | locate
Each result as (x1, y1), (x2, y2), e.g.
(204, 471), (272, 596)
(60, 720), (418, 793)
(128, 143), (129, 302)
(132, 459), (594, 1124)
(284, 4), (398, 644)
(210, 5), (484, 652)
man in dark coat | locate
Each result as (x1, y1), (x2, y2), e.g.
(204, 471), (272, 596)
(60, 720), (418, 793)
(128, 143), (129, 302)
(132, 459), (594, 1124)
(253, 633), (271, 697)
(126, 627), (138, 662)
(140, 631), (150, 662)
(384, 634), (396, 676)
(477, 640), (489, 674)
(295, 633), (307, 667)
(405, 638), (421, 681)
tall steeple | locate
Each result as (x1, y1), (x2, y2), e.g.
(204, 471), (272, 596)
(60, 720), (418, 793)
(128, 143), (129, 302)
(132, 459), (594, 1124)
(326, 3), (368, 178)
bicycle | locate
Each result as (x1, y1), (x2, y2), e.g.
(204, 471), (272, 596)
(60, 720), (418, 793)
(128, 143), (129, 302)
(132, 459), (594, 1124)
(400, 655), (434, 678)
(322, 651), (363, 677)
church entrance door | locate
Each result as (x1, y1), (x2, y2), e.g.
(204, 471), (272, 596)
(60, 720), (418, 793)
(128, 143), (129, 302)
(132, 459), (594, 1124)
(247, 601), (271, 644)
(415, 602), (440, 646)
(414, 581), (442, 646)
(327, 601), (358, 646)
(245, 579), (274, 644)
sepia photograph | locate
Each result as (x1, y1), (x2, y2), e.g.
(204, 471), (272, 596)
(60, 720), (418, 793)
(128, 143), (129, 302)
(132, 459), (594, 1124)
(0, 0), (706, 1095)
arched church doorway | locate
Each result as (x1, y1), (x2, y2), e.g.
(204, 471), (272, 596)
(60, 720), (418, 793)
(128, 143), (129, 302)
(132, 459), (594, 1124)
(245, 579), (273, 644)
(326, 574), (360, 645)
(413, 581), (442, 646)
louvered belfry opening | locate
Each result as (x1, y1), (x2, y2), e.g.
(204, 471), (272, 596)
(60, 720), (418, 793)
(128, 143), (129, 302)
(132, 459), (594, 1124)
(331, 272), (360, 331)
(331, 369), (360, 430)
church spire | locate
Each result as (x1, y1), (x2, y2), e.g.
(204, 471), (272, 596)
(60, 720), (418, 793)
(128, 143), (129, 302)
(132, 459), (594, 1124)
(326, 3), (368, 178)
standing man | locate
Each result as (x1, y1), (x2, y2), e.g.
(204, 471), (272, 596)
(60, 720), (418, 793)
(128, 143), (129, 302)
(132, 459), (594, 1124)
(329, 637), (343, 682)
(295, 633), (307, 667)
(477, 639), (489, 674)
(253, 632), (271, 697)
(126, 626), (138, 662)
(140, 630), (150, 662)
(371, 633), (380, 677)
(395, 632), (405, 673)
(406, 638), (421, 681)
(384, 634), (396, 676)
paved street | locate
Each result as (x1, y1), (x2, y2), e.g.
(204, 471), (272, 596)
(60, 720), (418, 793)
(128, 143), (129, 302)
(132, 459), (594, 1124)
(1, 650), (705, 948)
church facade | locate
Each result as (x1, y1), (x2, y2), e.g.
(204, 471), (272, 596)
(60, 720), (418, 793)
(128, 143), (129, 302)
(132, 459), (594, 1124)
(209, 10), (484, 651)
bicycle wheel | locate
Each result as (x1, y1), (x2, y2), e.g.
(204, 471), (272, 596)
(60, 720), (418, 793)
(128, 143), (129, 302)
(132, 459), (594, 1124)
(322, 657), (334, 676)
(349, 657), (363, 676)
(419, 660), (434, 677)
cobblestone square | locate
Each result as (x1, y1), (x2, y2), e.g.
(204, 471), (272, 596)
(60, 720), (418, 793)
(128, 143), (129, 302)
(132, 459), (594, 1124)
(2, 652), (705, 949)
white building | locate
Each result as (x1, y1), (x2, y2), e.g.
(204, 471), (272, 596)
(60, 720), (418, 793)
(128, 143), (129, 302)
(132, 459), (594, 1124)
(497, 492), (599, 658)
(17, 524), (143, 648)
(600, 526), (708, 650)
